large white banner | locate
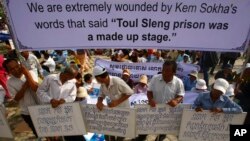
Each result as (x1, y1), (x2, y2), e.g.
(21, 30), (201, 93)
(0, 107), (13, 139)
(28, 103), (87, 137)
(95, 58), (199, 82)
(4, 0), (250, 51)
(136, 104), (191, 135)
(179, 109), (247, 141)
(82, 104), (136, 138)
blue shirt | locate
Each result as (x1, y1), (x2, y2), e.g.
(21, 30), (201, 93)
(183, 78), (197, 91)
(192, 92), (243, 114)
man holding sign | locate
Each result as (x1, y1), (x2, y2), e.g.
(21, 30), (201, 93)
(94, 65), (133, 141)
(147, 60), (185, 141)
(193, 78), (242, 113)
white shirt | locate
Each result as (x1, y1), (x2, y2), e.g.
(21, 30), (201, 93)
(7, 75), (40, 115)
(37, 74), (77, 103)
(148, 74), (185, 104)
(43, 57), (56, 72)
(22, 53), (43, 79)
(99, 76), (134, 107)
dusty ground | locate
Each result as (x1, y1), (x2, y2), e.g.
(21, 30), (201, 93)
(1, 56), (245, 141)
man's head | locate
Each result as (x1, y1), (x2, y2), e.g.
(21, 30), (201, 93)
(189, 70), (198, 81)
(222, 64), (232, 74)
(122, 69), (131, 81)
(211, 78), (229, 100)
(93, 66), (109, 84)
(20, 51), (29, 60)
(60, 65), (79, 82)
(3, 58), (22, 78)
(162, 60), (177, 83)
(84, 73), (93, 84)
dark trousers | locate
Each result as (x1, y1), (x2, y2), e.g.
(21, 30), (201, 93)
(105, 135), (124, 141)
(21, 114), (38, 138)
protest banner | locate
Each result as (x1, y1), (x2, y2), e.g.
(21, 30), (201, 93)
(136, 104), (190, 135)
(178, 109), (247, 141)
(0, 106), (13, 139)
(82, 104), (136, 138)
(95, 58), (199, 82)
(4, 0), (250, 51)
(28, 103), (87, 137)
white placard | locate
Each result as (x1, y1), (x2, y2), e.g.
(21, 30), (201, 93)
(4, 0), (250, 51)
(179, 109), (247, 141)
(183, 91), (200, 104)
(28, 103), (87, 137)
(0, 106), (13, 138)
(136, 104), (191, 135)
(82, 104), (136, 138)
(129, 93), (148, 107)
(95, 58), (199, 82)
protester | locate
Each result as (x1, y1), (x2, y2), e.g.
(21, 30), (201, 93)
(3, 58), (40, 138)
(215, 64), (234, 83)
(147, 60), (185, 141)
(0, 54), (11, 99)
(234, 63), (250, 124)
(83, 73), (97, 94)
(134, 75), (148, 94)
(21, 51), (43, 81)
(191, 79), (208, 93)
(37, 65), (78, 108)
(41, 52), (56, 73)
(151, 51), (164, 63)
(94, 66), (133, 141)
(199, 51), (218, 86)
(121, 68), (134, 89)
(193, 78), (242, 114)
(183, 70), (198, 91)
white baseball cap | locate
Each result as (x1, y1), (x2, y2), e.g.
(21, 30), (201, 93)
(225, 84), (235, 97)
(93, 66), (107, 77)
(213, 78), (229, 94)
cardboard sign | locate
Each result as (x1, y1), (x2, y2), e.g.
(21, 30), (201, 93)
(28, 103), (87, 137)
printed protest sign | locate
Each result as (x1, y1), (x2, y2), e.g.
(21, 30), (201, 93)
(95, 58), (199, 82)
(0, 106), (13, 138)
(179, 109), (247, 141)
(136, 104), (190, 135)
(82, 104), (136, 138)
(28, 103), (87, 137)
(4, 0), (250, 51)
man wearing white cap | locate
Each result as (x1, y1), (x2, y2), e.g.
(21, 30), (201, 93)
(193, 78), (242, 113)
(93, 65), (133, 141)
(191, 79), (208, 94)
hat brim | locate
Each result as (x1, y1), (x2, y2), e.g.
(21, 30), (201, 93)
(213, 85), (226, 94)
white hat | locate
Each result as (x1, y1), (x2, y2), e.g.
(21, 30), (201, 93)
(189, 70), (198, 78)
(195, 79), (207, 90)
(93, 66), (107, 77)
(122, 69), (131, 76)
(246, 63), (250, 69)
(139, 75), (148, 84)
(213, 78), (229, 94)
(225, 84), (235, 97)
(77, 87), (88, 98)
